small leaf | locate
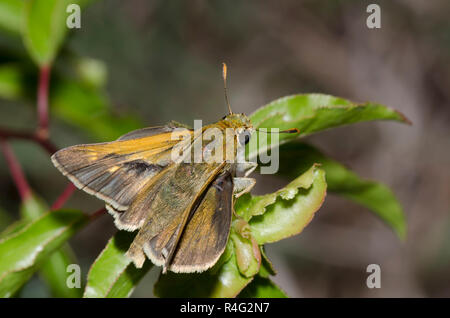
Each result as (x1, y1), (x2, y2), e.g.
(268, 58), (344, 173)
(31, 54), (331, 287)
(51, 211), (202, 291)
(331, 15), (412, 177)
(0, 209), (87, 297)
(230, 222), (261, 278)
(51, 79), (142, 140)
(0, 207), (13, 233)
(248, 94), (410, 159)
(238, 276), (287, 298)
(20, 194), (82, 297)
(20, 194), (48, 221)
(258, 246), (276, 278)
(154, 240), (252, 298)
(237, 165), (327, 244)
(0, 0), (24, 34)
(278, 142), (407, 239)
(84, 231), (152, 298)
(21, 0), (94, 66)
(0, 64), (25, 99)
(22, 0), (72, 66)
(75, 57), (107, 89)
(0, 62), (142, 141)
(39, 245), (81, 298)
(236, 165), (321, 222)
(0, 220), (28, 240)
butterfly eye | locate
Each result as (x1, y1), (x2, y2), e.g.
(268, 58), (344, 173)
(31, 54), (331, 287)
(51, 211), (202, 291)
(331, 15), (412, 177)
(239, 131), (251, 145)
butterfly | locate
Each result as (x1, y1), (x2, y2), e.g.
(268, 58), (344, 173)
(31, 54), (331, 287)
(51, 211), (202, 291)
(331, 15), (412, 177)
(51, 64), (264, 274)
(52, 64), (298, 273)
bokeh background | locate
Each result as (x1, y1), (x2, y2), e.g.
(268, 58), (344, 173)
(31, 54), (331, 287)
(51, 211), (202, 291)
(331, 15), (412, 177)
(0, 0), (449, 297)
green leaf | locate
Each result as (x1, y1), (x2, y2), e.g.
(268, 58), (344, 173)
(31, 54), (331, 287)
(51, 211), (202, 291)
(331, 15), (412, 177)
(19, 194), (82, 297)
(51, 79), (142, 140)
(75, 57), (107, 89)
(0, 207), (13, 233)
(0, 0), (24, 34)
(236, 165), (319, 222)
(0, 209), (87, 297)
(39, 245), (81, 297)
(248, 94), (410, 159)
(258, 246), (276, 278)
(238, 276), (287, 298)
(20, 0), (102, 66)
(0, 61), (142, 141)
(0, 220), (28, 240)
(22, 0), (74, 66)
(0, 64), (26, 100)
(20, 194), (49, 221)
(236, 165), (327, 244)
(154, 240), (252, 298)
(230, 223), (260, 278)
(278, 142), (407, 239)
(84, 231), (152, 298)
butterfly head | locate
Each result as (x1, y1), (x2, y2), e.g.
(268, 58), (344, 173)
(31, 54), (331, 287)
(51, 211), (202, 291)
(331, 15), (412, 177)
(220, 113), (254, 146)
(221, 113), (252, 129)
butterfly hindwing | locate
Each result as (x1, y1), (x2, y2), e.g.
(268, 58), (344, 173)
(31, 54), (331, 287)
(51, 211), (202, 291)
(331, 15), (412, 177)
(125, 162), (227, 269)
(169, 170), (233, 273)
(113, 163), (178, 231)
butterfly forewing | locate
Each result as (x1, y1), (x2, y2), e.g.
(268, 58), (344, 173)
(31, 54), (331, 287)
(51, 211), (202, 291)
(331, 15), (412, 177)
(51, 126), (192, 213)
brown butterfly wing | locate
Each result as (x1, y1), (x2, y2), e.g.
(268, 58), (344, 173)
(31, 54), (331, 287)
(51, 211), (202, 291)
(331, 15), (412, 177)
(51, 125), (192, 224)
(53, 122), (235, 273)
(126, 162), (227, 270)
(169, 170), (233, 273)
(116, 125), (180, 141)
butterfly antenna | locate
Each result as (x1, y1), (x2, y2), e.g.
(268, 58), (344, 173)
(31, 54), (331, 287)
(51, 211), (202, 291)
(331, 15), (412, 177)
(255, 128), (300, 134)
(222, 63), (233, 115)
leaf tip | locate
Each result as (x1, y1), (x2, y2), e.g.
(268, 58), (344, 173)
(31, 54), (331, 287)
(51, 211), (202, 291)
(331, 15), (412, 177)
(395, 222), (407, 241)
(394, 109), (413, 126)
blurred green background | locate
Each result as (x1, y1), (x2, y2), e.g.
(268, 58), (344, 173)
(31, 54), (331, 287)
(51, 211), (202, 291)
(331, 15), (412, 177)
(0, 0), (450, 297)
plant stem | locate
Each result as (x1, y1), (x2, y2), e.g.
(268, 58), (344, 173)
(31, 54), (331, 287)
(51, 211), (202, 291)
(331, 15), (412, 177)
(0, 128), (57, 154)
(51, 183), (76, 210)
(36, 65), (51, 140)
(90, 207), (107, 221)
(0, 139), (32, 201)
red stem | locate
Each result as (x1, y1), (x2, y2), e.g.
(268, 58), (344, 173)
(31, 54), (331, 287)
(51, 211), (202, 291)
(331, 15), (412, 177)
(1, 65), (105, 220)
(0, 128), (57, 154)
(90, 207), (107, 221)
(51, 183), (76, 210)
(0, 139), (32, 201)
(37, 65), (51, 139)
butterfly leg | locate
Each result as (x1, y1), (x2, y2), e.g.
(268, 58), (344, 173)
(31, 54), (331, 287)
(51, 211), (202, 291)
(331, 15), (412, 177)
(233, 177), (255, 198)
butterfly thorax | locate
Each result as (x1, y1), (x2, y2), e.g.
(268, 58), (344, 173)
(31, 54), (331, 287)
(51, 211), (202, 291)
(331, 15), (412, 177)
(195, 113), (253, 166)
(218, 113), (253, 130)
